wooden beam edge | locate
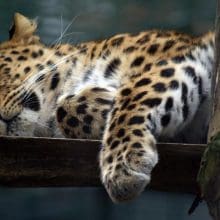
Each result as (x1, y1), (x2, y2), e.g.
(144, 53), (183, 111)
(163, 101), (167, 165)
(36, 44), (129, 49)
(0, 136), (206, 194)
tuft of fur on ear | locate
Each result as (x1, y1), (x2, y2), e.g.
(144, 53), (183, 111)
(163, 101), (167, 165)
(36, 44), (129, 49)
(9, 13), (38, 40)
(0, 13), (41, 49)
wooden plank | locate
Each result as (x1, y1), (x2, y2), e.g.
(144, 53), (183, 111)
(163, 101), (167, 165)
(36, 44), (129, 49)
(0, 136), (205, 193)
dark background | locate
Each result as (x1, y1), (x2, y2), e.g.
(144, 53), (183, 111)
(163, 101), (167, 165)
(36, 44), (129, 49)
(0, 0), (215, 219)
(0, 0), (216, 43)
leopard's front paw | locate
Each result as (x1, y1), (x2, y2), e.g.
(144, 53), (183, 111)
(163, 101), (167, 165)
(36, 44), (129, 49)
(56, 86), (114, 139)
(99, 142), (158, 202)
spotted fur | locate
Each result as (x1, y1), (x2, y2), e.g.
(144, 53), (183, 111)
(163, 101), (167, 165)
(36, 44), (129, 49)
(0, 13), (214, 202)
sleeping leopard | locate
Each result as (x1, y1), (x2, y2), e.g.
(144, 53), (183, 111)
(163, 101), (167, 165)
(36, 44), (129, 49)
(0, 13), (214, 202)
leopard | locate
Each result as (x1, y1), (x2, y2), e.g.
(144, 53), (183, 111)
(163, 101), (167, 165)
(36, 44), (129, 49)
(0, 13), (215, 202)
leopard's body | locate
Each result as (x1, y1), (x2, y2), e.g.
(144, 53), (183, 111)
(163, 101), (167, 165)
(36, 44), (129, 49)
(0, 13), (215, 202)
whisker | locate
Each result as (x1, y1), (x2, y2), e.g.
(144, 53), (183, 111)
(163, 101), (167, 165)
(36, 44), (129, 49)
(34, 121), (54, 131)
(12, 30), (85, 105)
(60, 14), (63, 39)
(7, 49), (81, 108)
(22, 50), (79, 92)
(50, 13), (81, 48)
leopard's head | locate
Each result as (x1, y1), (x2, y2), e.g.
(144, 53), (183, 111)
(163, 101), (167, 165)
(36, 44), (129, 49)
(0, 13), (46, 136)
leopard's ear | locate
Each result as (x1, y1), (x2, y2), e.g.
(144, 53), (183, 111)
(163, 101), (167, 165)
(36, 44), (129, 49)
(9, 13), (40, 44)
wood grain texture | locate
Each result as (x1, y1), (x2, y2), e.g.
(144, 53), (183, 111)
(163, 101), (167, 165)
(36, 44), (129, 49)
(0, 136), (205, 193)
(208, 0), (220, 140)
(204, 1), (220, 219)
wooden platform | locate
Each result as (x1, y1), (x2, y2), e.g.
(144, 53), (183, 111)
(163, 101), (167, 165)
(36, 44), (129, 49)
(0, 136), (206, 194)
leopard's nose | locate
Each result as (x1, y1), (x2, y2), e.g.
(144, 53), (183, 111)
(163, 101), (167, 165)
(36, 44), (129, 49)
(0, 114), (10, 123)
(0, 114), (4, 121)
(0, 113), (18, 124)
